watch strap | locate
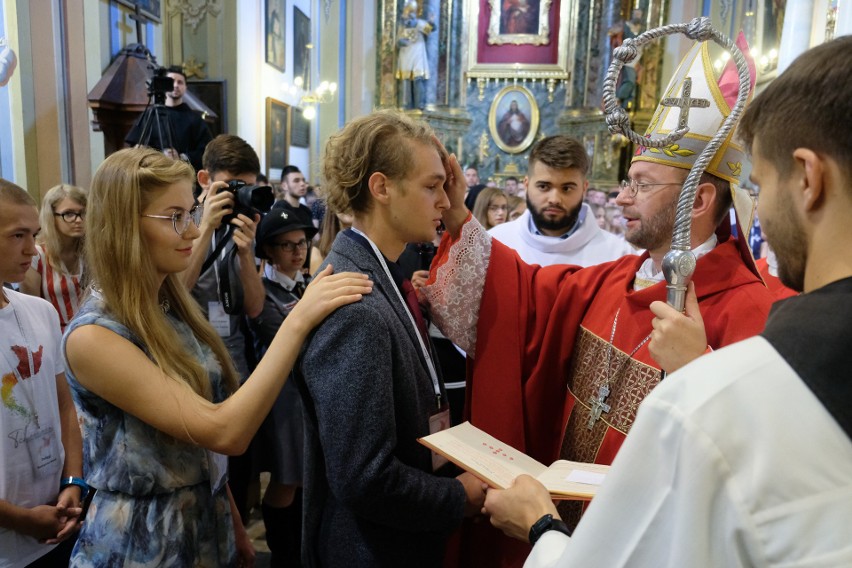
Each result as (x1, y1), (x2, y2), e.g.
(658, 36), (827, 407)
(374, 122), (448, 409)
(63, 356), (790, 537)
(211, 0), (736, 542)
(529, 513), (572, 546)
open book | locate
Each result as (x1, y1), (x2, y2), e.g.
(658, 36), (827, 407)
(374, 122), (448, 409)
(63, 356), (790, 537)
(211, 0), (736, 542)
(419, 422), (609, 500)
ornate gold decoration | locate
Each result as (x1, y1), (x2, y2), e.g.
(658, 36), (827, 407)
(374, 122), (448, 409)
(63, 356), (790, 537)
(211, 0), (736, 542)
(181, 56), (206, 79)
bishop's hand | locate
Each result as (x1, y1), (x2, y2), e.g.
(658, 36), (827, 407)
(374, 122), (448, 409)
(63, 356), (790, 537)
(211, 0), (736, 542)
(649, 281), (708, 373)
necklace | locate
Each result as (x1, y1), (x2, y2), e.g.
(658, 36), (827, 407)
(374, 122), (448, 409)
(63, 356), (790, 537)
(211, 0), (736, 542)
(586, 308), (652, 430)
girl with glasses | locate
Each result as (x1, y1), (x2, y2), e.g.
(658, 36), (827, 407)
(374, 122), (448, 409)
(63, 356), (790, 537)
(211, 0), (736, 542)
(20, 183), (87, 332)
(62, 148), (372, 567)
(247, 206), (318, 565)
(472, 186), (509, 230)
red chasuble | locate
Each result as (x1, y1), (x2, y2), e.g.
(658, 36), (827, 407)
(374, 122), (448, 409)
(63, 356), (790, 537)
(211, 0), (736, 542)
(434, 232), (774, 568)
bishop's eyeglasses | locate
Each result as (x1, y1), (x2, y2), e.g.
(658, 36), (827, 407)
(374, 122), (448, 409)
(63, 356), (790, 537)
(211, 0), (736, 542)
(618, 178), (682, 199)
(141, 204), (203, 235)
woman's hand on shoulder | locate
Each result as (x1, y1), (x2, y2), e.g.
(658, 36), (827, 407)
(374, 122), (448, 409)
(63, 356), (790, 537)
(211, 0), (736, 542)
(288, 264), (373, 332)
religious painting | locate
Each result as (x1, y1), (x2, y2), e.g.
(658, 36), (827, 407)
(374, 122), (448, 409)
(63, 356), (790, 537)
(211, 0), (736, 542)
(266, 98), (290, 179)
(293, 7), (311, 87)
(115, 0), (161, 23)
(488, 86), (539, 154)
(487, 0), (553, 45)
(290, 107), (310, 148)
(265, 0), (286, 72)
(467, 0), (575, 79)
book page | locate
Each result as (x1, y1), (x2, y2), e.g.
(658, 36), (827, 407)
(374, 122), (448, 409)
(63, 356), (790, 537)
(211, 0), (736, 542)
(536, 460), (610, 500)
(419, 422), (547, 489)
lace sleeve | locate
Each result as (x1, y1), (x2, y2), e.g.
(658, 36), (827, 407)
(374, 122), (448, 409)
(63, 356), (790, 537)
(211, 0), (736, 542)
(422, 218), (492, 358)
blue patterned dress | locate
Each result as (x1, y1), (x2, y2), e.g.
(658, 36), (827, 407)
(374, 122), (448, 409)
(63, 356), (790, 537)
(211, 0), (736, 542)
(64, 297), (236, 567)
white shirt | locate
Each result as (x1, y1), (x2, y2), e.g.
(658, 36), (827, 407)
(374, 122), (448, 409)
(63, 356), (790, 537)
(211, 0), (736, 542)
(0, 290), (64, 568)
(488, 204), (635, 267)
(525, 337), (852, 567)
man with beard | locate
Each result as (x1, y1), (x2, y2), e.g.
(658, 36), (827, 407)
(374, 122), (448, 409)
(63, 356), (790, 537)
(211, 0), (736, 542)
(489, 136), (634, 267)
(482, 36), (852, 568)
(422, 36), (774, 567)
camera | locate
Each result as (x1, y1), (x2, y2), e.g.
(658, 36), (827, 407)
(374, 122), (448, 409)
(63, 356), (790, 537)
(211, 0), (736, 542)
(146, 66), (174, 104)
(224, 180), (274, 222)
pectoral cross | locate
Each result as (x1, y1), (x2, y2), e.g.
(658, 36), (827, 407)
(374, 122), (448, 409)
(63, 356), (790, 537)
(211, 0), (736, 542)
(587, 385), (611, 430)
(660, 78), (710, 131)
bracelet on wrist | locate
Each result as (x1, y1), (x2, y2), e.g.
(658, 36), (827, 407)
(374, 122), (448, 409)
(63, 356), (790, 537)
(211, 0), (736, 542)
(60, 476), (90, 500)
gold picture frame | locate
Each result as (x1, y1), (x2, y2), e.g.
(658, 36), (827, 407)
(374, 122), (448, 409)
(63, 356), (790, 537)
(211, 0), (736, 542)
(486, 0), (553, 46)
(265, 98), (290, 180)
(466, 0), (576, 80)
(488, 85), (539, 154)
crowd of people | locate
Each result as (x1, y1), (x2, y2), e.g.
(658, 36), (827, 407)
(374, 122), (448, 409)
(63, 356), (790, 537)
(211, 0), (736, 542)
(2, 35), (851, 568)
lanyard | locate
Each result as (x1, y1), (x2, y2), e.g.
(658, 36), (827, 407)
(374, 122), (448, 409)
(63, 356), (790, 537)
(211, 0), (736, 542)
(0, 296), (41, 429)
(351, 228), (442, 409)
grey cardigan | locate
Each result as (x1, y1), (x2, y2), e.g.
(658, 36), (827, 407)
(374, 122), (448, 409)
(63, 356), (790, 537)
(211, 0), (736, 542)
(298, 231), (466, 567)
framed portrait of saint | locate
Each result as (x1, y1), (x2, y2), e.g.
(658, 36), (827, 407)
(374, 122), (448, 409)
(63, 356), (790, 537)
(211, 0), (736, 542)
(266, 98), (290, 179)
(265, 0), (286, 72)
(293, 7), (311, 87)
(488, 86), (539, 154)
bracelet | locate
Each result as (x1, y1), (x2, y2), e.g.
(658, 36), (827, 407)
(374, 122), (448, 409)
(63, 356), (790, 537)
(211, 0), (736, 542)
(60, 476), (90, 500)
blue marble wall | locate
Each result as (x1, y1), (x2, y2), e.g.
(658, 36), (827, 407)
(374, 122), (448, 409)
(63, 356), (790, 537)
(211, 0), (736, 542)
(460, 80), (569, 181)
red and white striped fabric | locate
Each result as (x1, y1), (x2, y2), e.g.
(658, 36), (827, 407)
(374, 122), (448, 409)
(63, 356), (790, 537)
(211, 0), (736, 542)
(31, 245), (83, 332)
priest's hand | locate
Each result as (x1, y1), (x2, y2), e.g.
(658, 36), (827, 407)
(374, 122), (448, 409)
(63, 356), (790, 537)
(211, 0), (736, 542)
(483, 475), (558, 543)
(649, 281), (708, 373)
(433, 136), (469, 238)
(457, 472), (489, 517)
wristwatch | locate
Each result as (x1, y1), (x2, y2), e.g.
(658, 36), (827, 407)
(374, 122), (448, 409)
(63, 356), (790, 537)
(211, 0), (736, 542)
(528, 513), (572, 546)
(60, 476), (90, 501)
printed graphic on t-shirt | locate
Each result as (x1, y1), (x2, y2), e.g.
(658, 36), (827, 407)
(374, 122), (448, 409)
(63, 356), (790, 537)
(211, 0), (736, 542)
(1, 343), (44, 423)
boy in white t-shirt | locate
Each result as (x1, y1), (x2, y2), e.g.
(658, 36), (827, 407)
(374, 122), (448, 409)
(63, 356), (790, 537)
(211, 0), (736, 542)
(0, 179), (84, 567)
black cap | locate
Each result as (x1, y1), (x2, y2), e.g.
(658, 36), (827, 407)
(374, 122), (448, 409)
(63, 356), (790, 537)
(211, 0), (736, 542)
(256, 207), (317, 260)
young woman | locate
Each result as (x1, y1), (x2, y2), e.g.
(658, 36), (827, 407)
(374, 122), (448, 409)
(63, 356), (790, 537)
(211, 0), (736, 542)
(471, 187), (509, 230)
(310, 209), (354, 273)
(507, 195), (526, 222)
(248, 207), (317, 565)
(63, 148), (371, 567)
(21, 184), (87, 331)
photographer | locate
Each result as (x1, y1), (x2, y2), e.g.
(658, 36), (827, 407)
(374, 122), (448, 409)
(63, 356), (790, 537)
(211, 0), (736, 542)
(181, 134), (271, 529)
(125, 65), (212, 173)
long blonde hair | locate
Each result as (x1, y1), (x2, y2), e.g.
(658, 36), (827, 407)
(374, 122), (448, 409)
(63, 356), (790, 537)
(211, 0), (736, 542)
(38, 184), (87, 272)
(87, 148), (239, 398)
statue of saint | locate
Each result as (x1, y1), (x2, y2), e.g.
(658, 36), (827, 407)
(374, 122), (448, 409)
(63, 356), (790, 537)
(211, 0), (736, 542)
(396, 1), (433, 110)
(608, 9), (644, 110)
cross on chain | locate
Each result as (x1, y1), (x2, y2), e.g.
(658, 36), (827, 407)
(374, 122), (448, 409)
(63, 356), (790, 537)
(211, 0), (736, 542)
(587, 385), (612, 430)
(660, 77), (710, 131)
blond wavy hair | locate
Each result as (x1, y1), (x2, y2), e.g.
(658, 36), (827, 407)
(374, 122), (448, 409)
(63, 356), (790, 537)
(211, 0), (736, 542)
(87, 148), (239, 398)
(37, 184), (87, 272)
(320, 110), (439, 214)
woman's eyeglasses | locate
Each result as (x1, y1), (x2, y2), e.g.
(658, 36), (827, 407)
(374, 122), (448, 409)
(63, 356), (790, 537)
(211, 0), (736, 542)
(141, 204), (203, 235)
(54, 210), (86, 223)
(269, 239), (309, 253)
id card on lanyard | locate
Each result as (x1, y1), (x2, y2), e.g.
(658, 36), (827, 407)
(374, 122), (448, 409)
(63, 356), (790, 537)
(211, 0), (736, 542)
(350, 229), (451, 470)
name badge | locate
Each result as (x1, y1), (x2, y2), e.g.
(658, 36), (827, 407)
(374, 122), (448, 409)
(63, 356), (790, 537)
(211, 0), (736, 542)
(26, 426), (62, 479)
(208, 301), (230, 336)
(428, 408), (451, 471)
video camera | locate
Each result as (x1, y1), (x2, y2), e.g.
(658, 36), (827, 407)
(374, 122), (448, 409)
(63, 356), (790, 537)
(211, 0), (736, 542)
(146, 65), (174, 105)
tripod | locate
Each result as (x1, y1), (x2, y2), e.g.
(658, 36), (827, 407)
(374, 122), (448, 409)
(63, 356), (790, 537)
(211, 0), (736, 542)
(135, 87), (176, 156)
